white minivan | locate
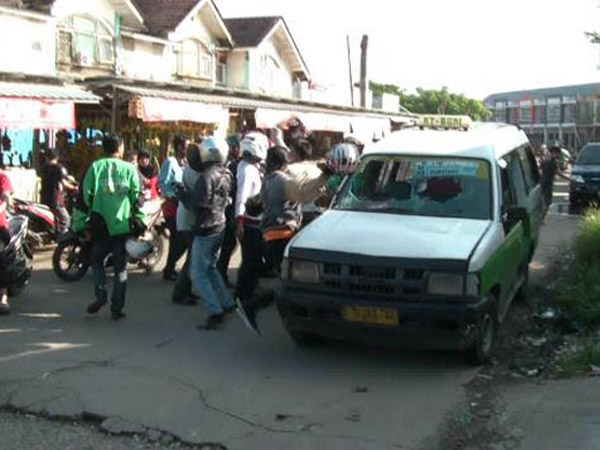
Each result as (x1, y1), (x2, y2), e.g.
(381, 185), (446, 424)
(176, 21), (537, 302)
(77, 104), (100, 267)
(277, 121), (542, 363)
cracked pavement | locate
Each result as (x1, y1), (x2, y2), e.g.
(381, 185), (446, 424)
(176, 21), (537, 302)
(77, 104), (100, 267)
(0, 250), (477, 450)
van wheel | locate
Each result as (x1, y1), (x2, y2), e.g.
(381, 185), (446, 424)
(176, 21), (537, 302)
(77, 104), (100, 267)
(515, 264), (530, 302)
(470, 310), (496, 365)
(288, 329), (323, 347)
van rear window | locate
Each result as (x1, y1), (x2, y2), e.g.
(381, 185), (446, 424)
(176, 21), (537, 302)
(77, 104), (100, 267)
(333, 156), (492, 220)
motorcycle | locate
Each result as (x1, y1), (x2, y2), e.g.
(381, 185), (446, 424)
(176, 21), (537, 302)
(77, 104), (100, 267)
(2, 214), (34, 297)
(13, 198), (58, 249)
(52, 199), (166, 282)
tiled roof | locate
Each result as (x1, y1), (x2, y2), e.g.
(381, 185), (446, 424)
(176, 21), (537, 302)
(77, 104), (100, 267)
(485, 83), (600, 104)
(223, 16), (281, 47)
(133, 0), (199, 36)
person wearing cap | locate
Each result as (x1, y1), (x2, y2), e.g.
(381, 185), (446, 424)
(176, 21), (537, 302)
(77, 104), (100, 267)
(40, 149), (78, 234)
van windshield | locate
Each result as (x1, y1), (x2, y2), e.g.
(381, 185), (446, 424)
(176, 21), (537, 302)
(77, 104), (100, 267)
(333, 156), (492, 220)
(577, 145), (600, 165)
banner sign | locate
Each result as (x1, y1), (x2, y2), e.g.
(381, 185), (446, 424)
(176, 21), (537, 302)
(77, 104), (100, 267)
(0, 99), (75, 129)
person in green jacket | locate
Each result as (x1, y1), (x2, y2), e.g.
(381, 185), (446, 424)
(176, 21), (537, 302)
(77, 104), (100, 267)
(83, 134), (142, 320)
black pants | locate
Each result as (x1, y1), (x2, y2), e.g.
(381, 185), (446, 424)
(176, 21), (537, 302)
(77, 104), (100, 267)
(216, 221), (237, 282)
(235, 225), (264, 305)
(171, 231), (193, 302)
(92, 236), (127, 313)
(163, 216), (187, 274)
(265, 238), (291, 276)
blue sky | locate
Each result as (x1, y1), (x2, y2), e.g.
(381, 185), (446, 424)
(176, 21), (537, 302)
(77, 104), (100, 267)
(219, 0), (600, 102)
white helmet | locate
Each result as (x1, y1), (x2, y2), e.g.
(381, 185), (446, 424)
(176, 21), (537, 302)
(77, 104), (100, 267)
(200, 137), (229, 163)
(327, 143), (359, 175)
(125, 238), (153, 259)
(240, 132), (269, 161)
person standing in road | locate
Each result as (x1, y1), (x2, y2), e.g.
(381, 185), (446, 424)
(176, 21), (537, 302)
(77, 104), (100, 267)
(40, 150), (78, 235)
(159, 134), (188, 281)
(83, 134), (143, 321)
(180, 138), (235, 330)
(541, 144), (571, 218)
(0, 171), (13, 315)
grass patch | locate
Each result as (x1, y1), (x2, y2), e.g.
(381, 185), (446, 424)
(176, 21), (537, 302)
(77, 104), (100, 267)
(555, 209), (600, 330)
(555, 337), (600, 377)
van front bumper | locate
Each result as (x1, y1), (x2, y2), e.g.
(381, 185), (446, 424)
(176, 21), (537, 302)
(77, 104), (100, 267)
(277, 287), (491, 350)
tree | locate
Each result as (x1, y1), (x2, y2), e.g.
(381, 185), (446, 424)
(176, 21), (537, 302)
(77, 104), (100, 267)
(370, 82), (491, 121)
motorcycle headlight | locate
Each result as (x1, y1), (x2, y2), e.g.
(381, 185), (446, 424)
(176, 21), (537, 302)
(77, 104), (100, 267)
(572, 174), (585, 184)
(290, 260), (320, 284)
(427, 273), (464, 297)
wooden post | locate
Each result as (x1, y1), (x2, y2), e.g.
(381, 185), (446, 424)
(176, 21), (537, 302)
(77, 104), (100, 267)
(360, 35), (368, 108)
(347, 35), (355, 107)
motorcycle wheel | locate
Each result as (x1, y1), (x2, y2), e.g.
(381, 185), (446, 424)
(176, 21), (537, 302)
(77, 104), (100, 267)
(53, 238), (90, 282)
(143, 233), (165, 274)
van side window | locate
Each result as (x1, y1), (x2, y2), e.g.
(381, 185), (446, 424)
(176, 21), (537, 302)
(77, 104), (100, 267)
(507, 152), (528, 206)
(518, 146), (540, 191)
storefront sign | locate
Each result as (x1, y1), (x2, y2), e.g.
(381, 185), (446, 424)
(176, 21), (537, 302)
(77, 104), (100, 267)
(140, 97), (228, 126)
(0, 99), (75, 129)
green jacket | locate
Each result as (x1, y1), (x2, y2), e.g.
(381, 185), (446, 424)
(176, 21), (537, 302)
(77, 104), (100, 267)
(83, 157), (142, 237)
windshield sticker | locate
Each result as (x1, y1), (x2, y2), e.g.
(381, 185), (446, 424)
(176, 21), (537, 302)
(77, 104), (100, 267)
(414, 161), (478, 178)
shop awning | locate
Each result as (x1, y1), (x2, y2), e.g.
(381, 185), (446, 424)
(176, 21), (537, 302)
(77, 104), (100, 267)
(117, 85), (230, 125)
(255, 108), (352, 133)
(0, 82), (100, 129)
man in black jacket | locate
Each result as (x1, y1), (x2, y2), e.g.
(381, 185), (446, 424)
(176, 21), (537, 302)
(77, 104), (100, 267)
(182, 138), (235, 330)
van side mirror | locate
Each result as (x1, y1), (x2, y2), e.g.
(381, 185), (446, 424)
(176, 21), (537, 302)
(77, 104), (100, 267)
(505, 206), (527, 224)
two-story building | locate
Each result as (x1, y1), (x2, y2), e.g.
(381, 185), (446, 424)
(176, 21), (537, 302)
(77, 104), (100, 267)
(484, 83), (600, 152)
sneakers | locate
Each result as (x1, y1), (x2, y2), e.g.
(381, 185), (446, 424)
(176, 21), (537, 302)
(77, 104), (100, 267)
(235, 297), (261, 335)
(86, 298), (108, 315)
(111, 311), (126, 321)
(198, 313), (224, 330)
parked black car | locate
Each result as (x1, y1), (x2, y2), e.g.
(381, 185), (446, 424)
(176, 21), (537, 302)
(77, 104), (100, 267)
(570, 143), (600, 204)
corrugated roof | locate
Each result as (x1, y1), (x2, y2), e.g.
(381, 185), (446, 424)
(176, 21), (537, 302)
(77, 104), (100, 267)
(223, 16), (281, 47)
(485, 83), (600, 104)
(0, 82), (100, 103)
(133, 0), (199, 36)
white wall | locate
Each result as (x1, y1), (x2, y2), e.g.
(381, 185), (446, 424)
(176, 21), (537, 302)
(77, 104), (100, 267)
(226, 50), (247, 90)
(0, 11), (55, 76)
(121, 39), (173, 82)
(52, 0), (117, 30)
(249, 36), (295, 98)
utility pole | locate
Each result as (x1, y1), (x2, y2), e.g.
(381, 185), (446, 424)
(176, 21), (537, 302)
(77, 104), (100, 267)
(347, 35), (355, 107)
(360, 35), (368, 108)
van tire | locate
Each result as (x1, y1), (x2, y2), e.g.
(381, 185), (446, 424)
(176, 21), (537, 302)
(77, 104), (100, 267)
(470, 306), (496, 365)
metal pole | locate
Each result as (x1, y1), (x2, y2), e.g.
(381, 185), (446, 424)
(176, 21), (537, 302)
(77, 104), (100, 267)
(360, 35), (368, 108)
(347, 35), (355, 107)
(111, 85), (118, 134)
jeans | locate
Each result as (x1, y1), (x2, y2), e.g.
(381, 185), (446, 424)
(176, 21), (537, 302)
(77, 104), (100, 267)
(52, 205), (70, 235)
(92, 236), (127, 312)
(235, 225), (264, 305)
(190, 232), (233, 316)
(163, 216), (187, 274)
(216, 220), (237, 281)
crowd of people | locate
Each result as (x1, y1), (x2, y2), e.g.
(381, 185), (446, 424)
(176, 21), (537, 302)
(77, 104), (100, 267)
(17, 120), (362, 330)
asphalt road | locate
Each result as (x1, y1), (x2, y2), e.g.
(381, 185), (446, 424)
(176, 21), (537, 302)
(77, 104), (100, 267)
(0, 183), (579, 450)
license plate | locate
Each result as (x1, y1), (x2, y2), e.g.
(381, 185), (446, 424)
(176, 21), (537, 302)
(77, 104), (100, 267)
(342, 306), (399, 326)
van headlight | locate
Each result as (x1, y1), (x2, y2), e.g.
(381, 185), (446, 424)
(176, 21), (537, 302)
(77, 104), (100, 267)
(290, 260), (320, 284)
(427, 273), (479, 297)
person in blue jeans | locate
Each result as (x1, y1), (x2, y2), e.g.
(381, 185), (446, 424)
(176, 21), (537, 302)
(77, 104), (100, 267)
(181, 138), (235, 330)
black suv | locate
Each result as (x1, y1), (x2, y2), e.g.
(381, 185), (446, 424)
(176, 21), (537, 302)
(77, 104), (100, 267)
(570, 143), (600, 204)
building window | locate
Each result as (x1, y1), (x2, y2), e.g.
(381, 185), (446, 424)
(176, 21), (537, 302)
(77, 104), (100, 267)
(179, 39), (213, 79)
(519, 101), (532, 124)
(494, 101), (506, 122)
(577, 102), (594, 125)
(563, 104), (576, 123)
(57, 15), (113, 67)
(261, 55), (281, 90)
(547, 98), (561, 123)
(534, 105), (546, 123)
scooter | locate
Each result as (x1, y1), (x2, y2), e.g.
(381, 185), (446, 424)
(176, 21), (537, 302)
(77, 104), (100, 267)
(12, 198), (58, 249)
(1, 214), (34, 297)
(52, 200), (166, 282)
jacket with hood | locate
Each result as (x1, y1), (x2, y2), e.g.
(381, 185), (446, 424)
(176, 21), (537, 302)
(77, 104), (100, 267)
(182, 163), (232, 236)
(261, 170), (302, 234)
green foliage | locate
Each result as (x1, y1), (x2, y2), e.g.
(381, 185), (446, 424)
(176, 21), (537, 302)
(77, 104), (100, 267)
(369, 82), (491, 121)
(555, 209), (600, 330)
(556, 337), (600, 377)
(573, 209), (600, 266)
